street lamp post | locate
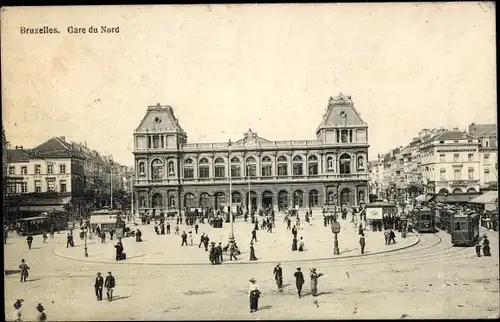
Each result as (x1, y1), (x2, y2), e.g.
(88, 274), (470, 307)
(83, 225), (88, 257)
(331, 215), (341, 255)
(228, 140), (234, 243)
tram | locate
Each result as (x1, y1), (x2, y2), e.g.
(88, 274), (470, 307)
(434, 204), (480, 246)
(17, 215), (50, 236)
(412, 206), (437, 233)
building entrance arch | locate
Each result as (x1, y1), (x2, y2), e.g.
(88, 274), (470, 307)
(339, 188), (352, 206)
(151, 193), (163, 208)
(246, 191), (258, 212)
(262, 191), (273, 209)
(214, 192), (226, 209)
(278, 190), (288, 211)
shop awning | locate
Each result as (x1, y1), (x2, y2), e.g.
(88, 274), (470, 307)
(437, 194), (478, 203)
(415, 194), (435, 202)
(470, 191), (498, 204)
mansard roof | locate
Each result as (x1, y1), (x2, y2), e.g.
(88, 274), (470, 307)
(429, 130), (476, 142)
(317, 93), (367, 133)
(135, 103), (186, 135)
(32, 137), (72, 152)
(469, 123), (497, 138)
(234, 128), (270, 144)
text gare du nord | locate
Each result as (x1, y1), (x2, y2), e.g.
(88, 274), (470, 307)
(67, 26), (120, 34)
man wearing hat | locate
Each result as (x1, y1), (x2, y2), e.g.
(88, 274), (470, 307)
(294, 268), (305, 298)
(94, 272), (104, 301)
(36, 303), (47, 321)
(19, 259), (30, 283)
(273, 264), (283, 292)
(12, 299), (23, 321)
(248, 278), (261, 313)
(105, 271), (116, 301)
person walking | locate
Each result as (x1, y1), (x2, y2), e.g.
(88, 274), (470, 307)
(482, 235), (491, 256)
(310, 268), (324, 297)
(273, 264), (283, 292)
(292, 236), (298, 251)
(229, 242), (238, 261)
(249, 242), (257, 261)
(195, 223), (199, 234)
(166, 222), (171, 234)
(26, 235), (33, 250)
(217, 242), (223, 263)
(175, 225), (180, 235)
(359, 233), (366, 255)
(105, 271), (116, 301)
(292, 226), (298, 239)
(298, 237), (305, 252)
(251, 229), (257, 243)
(248, 278), (261, 313)
(114, 241), (124, 261)
(199, 233), (206, 248)
(384, 229), (390, 245)
(12, 299), (24, 322)
(181, 231), (188, 246)
(36, 303), (47, 322)
(66, 233), (74, 248)
(42, 232), (48, 243)
(94, 272), (104, 301)
(101, 231), (106, 243)
(19, 259), (30, 283)
(475, 241), (481, 257)
(389, 229), (396, 244)
(294, 268), (305, 298)
(189, 231), (193, 246)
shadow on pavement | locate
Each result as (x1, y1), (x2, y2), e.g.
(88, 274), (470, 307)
(259, 305), (272, 311)
(112, 295), (132, 301)
(25, 278), (42, 282)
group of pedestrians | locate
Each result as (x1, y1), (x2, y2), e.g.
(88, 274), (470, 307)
(475, 235), (491, 257)
(94, 271), (116, 301)
(11, 299), (47, 322)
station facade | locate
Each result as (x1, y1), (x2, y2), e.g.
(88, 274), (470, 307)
(132, 93), (370, 212)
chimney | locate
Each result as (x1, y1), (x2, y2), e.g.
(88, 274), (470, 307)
(60, 136), (66, 141)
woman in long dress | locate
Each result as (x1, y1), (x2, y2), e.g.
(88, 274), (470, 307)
(248, 278), (261, 313)
(310, 268), (324, 296)
(249, 243), (258, 261)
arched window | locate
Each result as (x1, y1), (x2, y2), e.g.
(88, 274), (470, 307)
(261, 156), (272, 177)
(199, 158), (209, 179)
(139, 196), (146, 208)
(309, 190), (319, 207)
(452, 188), (463, 194)
(169, 195), (176, 208)
(339, 154), (351, 174)
(357, 156), (365, 170)
(327, 157), (334, 171)
(466, 187), (477, 193)
(439, 188), (449, 194)
(214, 157), (225, 179)
(246, 156), (257, 177)
(199, 192), (211, 208)
(293, 190), (304, 207)
(214, 192), (226, 208)
(183, 159), (194, 179)
(277, 155), (288, 176)
(340, 188), (352, 206)
(278, 190), (288, 211)
(308, 155), (319, 175)
(151, 193), (163, 208)
(292, 155), (303, 175)
(232, 191), (242, 204)
(231, 157), (241, 177)
(184, 193), (196, 208)
(341, 130), (349, 143)
(151, 159), (163, 180)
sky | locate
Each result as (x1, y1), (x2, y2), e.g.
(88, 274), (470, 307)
(1, 3), (496, 166)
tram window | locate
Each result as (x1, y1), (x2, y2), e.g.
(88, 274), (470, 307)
(453, 222), (461, 231)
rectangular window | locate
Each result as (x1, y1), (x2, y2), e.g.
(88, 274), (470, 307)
(277, 164), (287, 176)
(60, 180), (67, 193)
(35, 164), (41, 174)
(261, 165), (272, 177)
(468, 168), (474, 180)
(439, 154), (446, 162)
(484, 170), (490, 182)
(484, 154), (490, 164)
(454, 169), (461, 180)
(35, 180), (42, 192)
(468, 154), (473, 162)
(293, 163), (303, 176)
(440, 169), (446, 181)
(199, 166), (210, 178)
(9, 166), (15, 175)
(153, 135), (160, 148)
(47, 164), (53, 174)
(21, 182), (28, 193)
(453, 154), (459, 162)
(59, 164), (66, 174)
(21, 166), (27, 175)
(47, 180), (56, 192)
(230, 165), (241, 177)
(183, 167), (194, 179)
(308, 163), (318, 175)
(214, 166), (225, 178)
(246, 164), (256, 177)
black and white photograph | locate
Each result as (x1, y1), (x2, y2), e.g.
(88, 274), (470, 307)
(1, 3), (498, 320)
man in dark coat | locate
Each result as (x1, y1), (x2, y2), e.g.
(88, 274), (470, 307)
(166, 222), (171, 234)
(251, 229), (257, 243)
(359, 233), (366, 255)
(294, 268), (305, 298)
(217, 242), (223, 263)
(181, 231), (188, 246)
(27, 235), (33, 250)
(94, 272), (104, 301)
(292, 226), (298, 238)
(104, 271), (116, 301)
(195, 223), (199, 234)
(199, 233), (206, 248)
(273, 264), (283, 292)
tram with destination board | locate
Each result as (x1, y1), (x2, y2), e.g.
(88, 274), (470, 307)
(435, 204), (480, 246)
(412, 206), (437, 233)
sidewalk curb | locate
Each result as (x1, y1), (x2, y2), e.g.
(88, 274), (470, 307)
(53, 236), (420, 266)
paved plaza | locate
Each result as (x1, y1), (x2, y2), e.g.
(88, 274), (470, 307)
(53, 215), (418, 265)
(4, 213), (499, 321)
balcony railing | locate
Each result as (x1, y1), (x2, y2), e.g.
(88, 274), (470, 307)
(133, 173), (368, 186)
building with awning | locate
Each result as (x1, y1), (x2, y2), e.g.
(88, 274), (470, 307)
(435, 193), (480, 205)
(415, 194), (435, 203)
(470, 191), (498, 211)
